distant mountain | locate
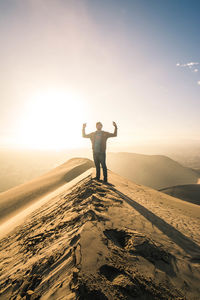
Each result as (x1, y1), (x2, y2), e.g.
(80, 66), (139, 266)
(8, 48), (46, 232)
(107, 152), (199, 189)
(160, 184), (200, 205)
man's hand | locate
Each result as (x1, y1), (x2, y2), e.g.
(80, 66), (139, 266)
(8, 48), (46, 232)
(113, 121), (117, 127)
(83, 123), (87, 129)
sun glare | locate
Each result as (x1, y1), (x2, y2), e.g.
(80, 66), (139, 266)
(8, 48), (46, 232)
(17, 89), (87, 149)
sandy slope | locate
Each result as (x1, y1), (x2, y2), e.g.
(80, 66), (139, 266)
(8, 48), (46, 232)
(0, 168), (200, 299)
(0, 158), (94, 224)
(160, 184), (200, 205)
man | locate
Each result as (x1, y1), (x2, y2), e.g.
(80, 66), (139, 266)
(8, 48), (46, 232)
(82, 121), (117, 183)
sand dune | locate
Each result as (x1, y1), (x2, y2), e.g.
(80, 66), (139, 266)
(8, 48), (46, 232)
(0, 165), (200, 299)
(0, 148), (91, 193)
(160, 184), (200, 205)
(0, 158), (94, 225)
(107, 152), (199, 189)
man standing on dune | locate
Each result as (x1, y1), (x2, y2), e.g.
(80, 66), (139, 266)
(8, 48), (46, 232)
(82, 121), (118, 183)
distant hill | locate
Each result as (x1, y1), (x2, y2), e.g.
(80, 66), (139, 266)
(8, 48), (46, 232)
(160, 184), (200, 205)
(107, 152), (199, 189)
(1, 150), (199, 194)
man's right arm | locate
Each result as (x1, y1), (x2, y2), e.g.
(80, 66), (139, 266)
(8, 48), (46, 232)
(82, 123), (92, 138)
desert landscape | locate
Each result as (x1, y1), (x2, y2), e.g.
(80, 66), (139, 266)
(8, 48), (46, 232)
(0, 158), (93, 225)
(0, 158), (200, 299)
(107, 152), (200, 189)
(1, 1), (200, 299)
(1, 150), (199, 194)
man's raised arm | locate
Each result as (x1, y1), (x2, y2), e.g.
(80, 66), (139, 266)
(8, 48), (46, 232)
(106, 121), (118, 138)
(82, 123), (92, 138)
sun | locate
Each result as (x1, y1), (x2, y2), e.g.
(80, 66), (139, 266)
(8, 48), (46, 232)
(16, 88), (88, 149)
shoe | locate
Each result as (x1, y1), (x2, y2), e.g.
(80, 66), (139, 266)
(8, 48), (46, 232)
(93, 176), (100, 181)
(103, 180), (114, 186)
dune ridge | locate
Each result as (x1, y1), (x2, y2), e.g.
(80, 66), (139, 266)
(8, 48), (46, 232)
(0, 167), (200, 299)
(0, 158), (94, 225)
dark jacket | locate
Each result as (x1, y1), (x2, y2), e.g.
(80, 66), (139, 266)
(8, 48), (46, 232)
(82, 126), (117, 152)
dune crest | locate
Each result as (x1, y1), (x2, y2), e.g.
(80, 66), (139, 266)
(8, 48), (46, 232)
(0, 168), (200, 299)
(0, 158), (94, 225)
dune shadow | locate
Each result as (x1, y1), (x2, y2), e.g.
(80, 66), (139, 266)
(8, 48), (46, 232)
(63, 161), (94, 182)
(111, 187), (200, 258)
(159, 184), (200, 206)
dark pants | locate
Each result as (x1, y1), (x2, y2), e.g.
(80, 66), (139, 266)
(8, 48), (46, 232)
(93, 151), (107, 181)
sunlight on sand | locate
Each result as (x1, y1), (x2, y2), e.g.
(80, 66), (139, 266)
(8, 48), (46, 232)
(0, 168), (93, 238)
(1, 168), (200, 299)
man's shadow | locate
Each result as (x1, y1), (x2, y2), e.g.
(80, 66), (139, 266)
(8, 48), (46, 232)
(110, 187), (200, 261)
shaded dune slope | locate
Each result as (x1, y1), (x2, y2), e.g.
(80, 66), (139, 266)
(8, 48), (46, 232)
(0, 158), (94, 224)
(0, 170), (200, 300)
(107, 152), (199, 189)
(160, 184), (200, 205)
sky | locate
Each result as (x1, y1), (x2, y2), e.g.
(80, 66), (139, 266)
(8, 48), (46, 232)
(0, 0), (200, 151)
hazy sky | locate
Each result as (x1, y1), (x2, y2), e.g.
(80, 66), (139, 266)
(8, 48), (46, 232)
(0, 0), (200, 150)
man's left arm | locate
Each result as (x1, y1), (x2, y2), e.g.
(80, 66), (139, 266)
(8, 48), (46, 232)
(106, 121), (118, 138)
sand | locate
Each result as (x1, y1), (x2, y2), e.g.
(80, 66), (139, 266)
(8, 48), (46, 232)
(0, 158), (94, 225)
(0, 162), (200, 299)
(160, 184), (200, 205)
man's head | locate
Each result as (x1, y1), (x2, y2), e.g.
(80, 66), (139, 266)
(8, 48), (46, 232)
(96, 121), (103, 131)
